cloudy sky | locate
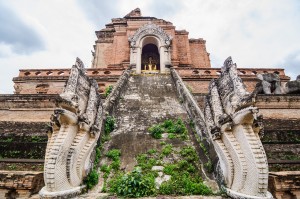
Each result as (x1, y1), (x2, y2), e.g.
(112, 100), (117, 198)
(0, 0), (300, 93)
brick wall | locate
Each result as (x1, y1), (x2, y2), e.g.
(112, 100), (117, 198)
(189, 39), (211, 68)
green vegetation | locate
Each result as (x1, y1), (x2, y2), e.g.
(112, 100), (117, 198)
(204, 160), (213, 173)
(104, 116), (115, 134)
(180, 146), (199, 162)
(162, 144), (173, 156)
(84, 113), (116, 190)
(190, 121), (214, 174)
(103, 145), (213, 197)
(106, 149), (121, 161)
(8, 164), (16, 170)
(84, 147), (101, 190)
(108, 167), (156, 198)
(148, 125), (164, 139)
(148, 118), (188, 140)
(24, 136), (46, 143)
(104, 85), (113, 97)
(85, 169), (99, 189)
(159, 172), (212, 195)
(2, 138), (13, 143)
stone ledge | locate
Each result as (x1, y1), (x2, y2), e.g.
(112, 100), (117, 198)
(0, 170), (44, 197)
(268, 171), (300, 198)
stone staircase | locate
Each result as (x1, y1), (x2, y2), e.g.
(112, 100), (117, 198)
(82, 74), (221, 198)
(106, 74), (188, 171)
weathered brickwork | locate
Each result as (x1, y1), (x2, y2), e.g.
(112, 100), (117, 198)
(189, 39), (211, 68)
(92, 9), (210, 69)
(0, 95), (58, 122)
(0, 7), (298, 198)
(268, 171), (300, 199)
(0, 171), (44, 198)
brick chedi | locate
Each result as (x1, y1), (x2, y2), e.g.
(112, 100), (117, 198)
(1, 8), (300, 198)
(12, 8), (289, 95)
(92, 8), (210, 69)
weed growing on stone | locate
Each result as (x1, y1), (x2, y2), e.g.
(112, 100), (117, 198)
(106, 149), (121, 161)
(108, 167), (156, 198)
(2, 138), (13, 143)
(204, 160), (213, 173)
(85, 169), (99, 190)
(104, 85), (113, 97)
(148, 124), (164, 139)
(100, 148), (122, 191)
(148, 118), (188, 140)
(147, 149), (157, 155)
(84, 147), (102, 190)
(8, 164), (16, 170)
(162, 144), (173, 156)
(104, 116), (115, 134)
(104, 145), (213, 197)
(180, 146), (199, 162)
(190, 121), (214, 174)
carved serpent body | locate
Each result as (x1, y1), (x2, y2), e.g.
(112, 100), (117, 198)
(40, 58), (103, 198)
(204, 57), (272, 198)
(171, 57), (272, 199)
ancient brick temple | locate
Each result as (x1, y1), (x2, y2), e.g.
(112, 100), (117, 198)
(12, 8), (289, 95)
(1, 8), (299, 199)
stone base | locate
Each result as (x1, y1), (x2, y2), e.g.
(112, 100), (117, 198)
(39, 186), (85, 199)
(226, 188), (273, 199)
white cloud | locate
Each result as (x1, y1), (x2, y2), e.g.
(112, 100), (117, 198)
(1, 0), (300, 94)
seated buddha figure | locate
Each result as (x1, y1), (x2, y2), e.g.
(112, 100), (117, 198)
(147, 56), (157, 71)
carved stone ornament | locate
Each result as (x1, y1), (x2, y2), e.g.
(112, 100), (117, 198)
(128, 23), (172, 48)
(171, 57), (273, 199)
(39, 58), (103, 198)
(253, 73), (300, 95)
(204, 57), (272, 199)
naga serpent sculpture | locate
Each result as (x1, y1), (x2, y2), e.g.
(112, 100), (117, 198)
(204, 57), (272, 198)
(171, 57), (273, 198)
(39, 58), (103, 198)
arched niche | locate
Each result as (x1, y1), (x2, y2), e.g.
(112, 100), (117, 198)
(129, 23), (172, 74)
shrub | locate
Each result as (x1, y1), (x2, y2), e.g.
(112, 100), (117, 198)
(104, 116), (115, 134)
(94, 148), (101, 167)
(149, 118), (188, 140)
(158, 172), (212, 195)
(149, 125), (164, 139)
(168, 133), (176, 139)
(162, 144), (173, 156)
(163, 164), (178, 175)
(180, 146), (198, 162)
(109, 167), (156, 197)
(136, 154), (157, 170)
(100, 164), (111, 174)
(104, 85), (113, 97)
(147, 149), (157, 155)
(85, 169), (99, 189)
(106, 149), (121, 161)
(162, 119), (174, 128)
(111, 159), (121, 171)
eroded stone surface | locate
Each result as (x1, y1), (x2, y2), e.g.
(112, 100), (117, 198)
(0, 171), (44, 198)
(104, 74), (188, 171)
(40, 58), (104, 198)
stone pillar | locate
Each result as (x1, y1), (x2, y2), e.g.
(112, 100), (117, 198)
(136, 47), (141, 74)
(160, 46), (165, 73)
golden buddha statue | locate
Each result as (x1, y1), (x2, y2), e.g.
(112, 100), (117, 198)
(147, 56), (156, 71)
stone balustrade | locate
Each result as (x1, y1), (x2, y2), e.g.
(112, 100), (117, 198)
(175, 67), (289, 79)
(18, 68), (125, 78)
